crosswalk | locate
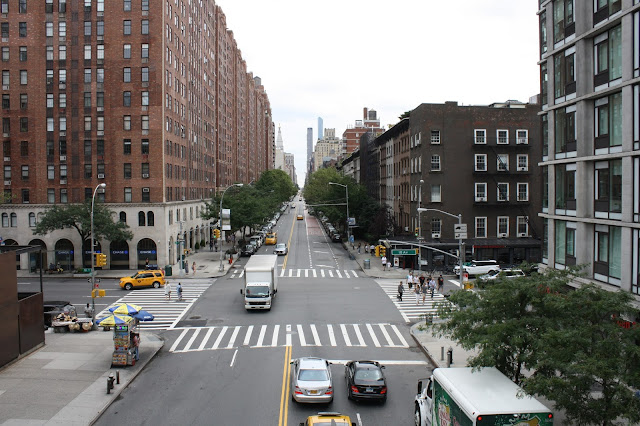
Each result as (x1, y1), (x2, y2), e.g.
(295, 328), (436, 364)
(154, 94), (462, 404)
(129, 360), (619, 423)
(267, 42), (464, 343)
(168, 323), (410, 353)
(95, 280), (212, 330)
(376, 279), (448, 324)
(229, 268), (361, 280)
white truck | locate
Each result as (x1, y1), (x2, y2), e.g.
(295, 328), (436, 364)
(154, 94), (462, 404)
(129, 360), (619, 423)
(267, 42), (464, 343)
(414, 367), (553, 426)
(240, 254), (278, 310)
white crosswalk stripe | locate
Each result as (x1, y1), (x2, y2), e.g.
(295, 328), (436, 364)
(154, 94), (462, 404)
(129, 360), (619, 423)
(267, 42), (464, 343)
(376, 279), (447, 323)
(228, 268), (360, 280)
(95, 281), (212, 330)
(168, 323), (410, 352)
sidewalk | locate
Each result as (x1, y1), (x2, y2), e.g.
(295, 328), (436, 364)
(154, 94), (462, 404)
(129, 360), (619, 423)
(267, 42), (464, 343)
(0, 330), (163, 425)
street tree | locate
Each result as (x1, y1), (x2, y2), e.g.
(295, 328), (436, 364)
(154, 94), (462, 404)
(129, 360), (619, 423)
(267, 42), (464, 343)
(33, 201), (133, 243)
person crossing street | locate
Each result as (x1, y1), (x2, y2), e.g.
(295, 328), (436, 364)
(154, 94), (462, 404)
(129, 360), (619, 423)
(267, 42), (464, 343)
(397, 281), (404, 301)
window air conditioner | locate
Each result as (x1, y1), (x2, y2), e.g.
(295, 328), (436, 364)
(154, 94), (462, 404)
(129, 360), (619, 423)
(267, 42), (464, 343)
(518, 232), (527, 237)
(3, 180), (10, 185)
(476, 197), (487, 202)
(59, 155), (66, 161)
(431, 233), (441, 239)
(517, 138), (528, 144)
(517, 166), (527, 171)
(60, 179), (67, 184)
(498, 233), (507, 238)
(3, 156), (9, 162)
(142, 173), (149, 178)
(97, 173), (104, 179)
(143, 188), (150, 192)
(404, 226), (409, 232)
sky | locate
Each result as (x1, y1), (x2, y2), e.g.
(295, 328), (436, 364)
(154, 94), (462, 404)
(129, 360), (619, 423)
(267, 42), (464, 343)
(214, 0), (542, 187)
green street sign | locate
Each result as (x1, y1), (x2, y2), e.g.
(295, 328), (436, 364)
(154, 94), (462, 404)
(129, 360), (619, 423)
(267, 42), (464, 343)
(391, 249), (417, 255)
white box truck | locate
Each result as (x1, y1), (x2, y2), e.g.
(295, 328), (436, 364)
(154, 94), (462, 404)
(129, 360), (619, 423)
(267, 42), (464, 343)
(240, 254), (278, 310)
(414, 367), (553, 426)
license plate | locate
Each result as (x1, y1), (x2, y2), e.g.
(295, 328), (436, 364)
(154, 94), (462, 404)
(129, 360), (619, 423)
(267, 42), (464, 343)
(309, 390), (318, 395)
(366, 387), (373, 393)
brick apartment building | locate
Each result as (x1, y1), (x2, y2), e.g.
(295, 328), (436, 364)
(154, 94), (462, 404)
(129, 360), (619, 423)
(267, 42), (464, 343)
(0, 0), (273, 271)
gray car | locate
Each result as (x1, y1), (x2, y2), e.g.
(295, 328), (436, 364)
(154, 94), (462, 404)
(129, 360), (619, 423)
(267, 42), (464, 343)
(291, 357), (333, 403)
(274, 243), (288, 256)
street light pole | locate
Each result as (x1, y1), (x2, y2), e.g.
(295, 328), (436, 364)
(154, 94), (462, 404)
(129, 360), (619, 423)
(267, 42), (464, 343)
(218, 183), (243, 272)
(90, 182), (106, 325)
(418, 207), (464, 286)
(329, 182), (349, 244)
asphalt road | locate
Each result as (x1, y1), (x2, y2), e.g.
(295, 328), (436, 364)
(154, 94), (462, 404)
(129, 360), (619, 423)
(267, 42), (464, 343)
(92, 206), (435, 424)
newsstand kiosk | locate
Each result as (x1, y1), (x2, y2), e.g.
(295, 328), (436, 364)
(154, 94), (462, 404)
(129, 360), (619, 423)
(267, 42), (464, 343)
(111, 317), (140, 367)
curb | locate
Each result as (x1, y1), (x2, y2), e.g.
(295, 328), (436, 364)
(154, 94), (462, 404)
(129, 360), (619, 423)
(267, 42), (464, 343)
(410, 324), (440, 368)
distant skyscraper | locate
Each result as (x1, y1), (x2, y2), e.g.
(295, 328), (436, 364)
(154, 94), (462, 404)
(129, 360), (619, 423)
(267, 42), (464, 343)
(307, 127), (313, 167)
(318, 117), (324, 140)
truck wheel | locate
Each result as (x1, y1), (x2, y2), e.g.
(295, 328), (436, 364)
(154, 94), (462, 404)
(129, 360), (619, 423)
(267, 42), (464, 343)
(153, 281), (160, 288)
(414, 405), (421, 426)
(124, 283), (133, 290)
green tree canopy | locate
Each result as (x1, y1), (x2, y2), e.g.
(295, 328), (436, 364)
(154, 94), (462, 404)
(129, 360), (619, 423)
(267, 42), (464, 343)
(33, 201), (133, 243)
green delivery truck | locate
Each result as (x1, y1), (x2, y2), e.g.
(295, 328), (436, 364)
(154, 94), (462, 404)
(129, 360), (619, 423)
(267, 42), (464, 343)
(414, 367), (553, 426)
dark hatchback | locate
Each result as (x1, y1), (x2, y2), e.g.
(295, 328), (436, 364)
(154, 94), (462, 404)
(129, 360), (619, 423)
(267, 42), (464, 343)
(344, 360), (387, 403)
(240, 243), (256, 257)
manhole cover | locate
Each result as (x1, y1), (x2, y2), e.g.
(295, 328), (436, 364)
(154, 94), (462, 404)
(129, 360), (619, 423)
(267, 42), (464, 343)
(176, 319), (208, 327)
(189, 315), (201, 320)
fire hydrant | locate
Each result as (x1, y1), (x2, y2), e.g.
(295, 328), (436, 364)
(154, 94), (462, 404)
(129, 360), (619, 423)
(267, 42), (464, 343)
(107, 373), (115, 394)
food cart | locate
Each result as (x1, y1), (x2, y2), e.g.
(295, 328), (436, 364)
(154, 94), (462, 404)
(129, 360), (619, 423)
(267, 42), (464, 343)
(110, 315), (140, 367)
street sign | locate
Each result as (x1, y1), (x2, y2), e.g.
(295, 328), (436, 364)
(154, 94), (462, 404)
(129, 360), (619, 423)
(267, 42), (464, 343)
(454, 223), (467, 233)
(391, 249), (418, 256)
(455, 232), (468, 240)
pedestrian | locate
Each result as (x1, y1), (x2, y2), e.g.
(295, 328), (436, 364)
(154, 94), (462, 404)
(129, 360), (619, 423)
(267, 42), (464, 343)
(407, 271), (414, 289)
(214, 240), (218, 252)
(422, 280), (428, 305)
(165, 282), (172, 300)
(176, 282), (183, 301)
(370, 244), (375, 254)
(381, 255), (387, 271)
(419, 274), (426, 288)
(414, 281), (421, 305)
(429, 276), (437, 299)
(145, 258), (149, 269)
(192, 261), (196, 275)
(209, 240), (213, 251)
(357, 242), (361, 254)
(84, 303), (94, 319)
(437, 274), (444, 293)
(365, 244), (369, 254)
(397, 281), (404, 301)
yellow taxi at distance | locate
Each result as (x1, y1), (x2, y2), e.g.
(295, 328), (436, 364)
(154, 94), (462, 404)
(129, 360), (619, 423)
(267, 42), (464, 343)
(299, 412), (355, 426)
(265, 232), (277, 245)
(119, 270), (165, 290)
(297, 214), (304, 220)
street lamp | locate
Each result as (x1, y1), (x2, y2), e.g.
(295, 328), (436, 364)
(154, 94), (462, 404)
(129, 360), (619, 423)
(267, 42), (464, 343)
(418, 207), (464, 286)
(90, 182), (106, 326)
(329, 182), (350, 244)
(218, 183), (243, 272)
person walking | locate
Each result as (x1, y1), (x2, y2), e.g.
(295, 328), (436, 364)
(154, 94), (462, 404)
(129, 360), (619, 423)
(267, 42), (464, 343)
(145, 258), (150, 269)
(397, 281), (404, 301)
(419, 273), (426, 289)
(364, 244), (369, 254)
(357, 242), (361, 254)
(421, 279), (428, 305)
(437, 274), (444, 293)
(176, 282), (183, 301)
(429, 276), (437, 299)
(165, 282), (172, 301)
(381, 255), (387, 271)
(407, 271), (414, 289)
(414, 281), (422, 305)
(192, 261), (196, 275)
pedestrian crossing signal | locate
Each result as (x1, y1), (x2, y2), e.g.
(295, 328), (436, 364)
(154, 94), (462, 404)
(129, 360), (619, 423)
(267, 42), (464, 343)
(213, 228), (221, 239)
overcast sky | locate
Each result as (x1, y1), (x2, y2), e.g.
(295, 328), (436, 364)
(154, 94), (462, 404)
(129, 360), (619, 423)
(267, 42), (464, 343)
(214, 0), (541, 187)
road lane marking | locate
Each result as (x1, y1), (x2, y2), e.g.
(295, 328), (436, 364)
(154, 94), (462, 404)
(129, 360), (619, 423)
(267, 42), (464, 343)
(310, 324), (321, 346)
(366, 323), (381, 347)
(327, 324), (337, 346)
(169, 328), (189, 352)
(297, 324), (307, 346)
(199, 327), (215, 351)
(230, 349), (238, 367)
(211, 326), (228, 349)
(340, 324), (352, 346)
(184, 328), (201, 351)
(278, 345), (292, 426)
(353, 324), (366, 346)
(253, 324), (267, 347)
(271, 324), (280, 347)
(243, 325), (254, 346)
(227, 326), (241, 349)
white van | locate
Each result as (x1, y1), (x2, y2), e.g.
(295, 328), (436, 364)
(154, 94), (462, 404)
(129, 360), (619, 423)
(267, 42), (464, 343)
(454, 260), (500, 276)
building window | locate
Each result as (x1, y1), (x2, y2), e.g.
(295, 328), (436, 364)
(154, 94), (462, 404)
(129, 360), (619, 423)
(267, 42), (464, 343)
(141, 67), (149, 82)
(475, 217), (487, 238)
(141, 43), (149, 58)
(60, 188), (67, 203)
(594, 0), (622, 26)
(21, 189), (29, 203)
(124, 139), (131, 154)
(120, 212), (127, 223)
(475, 183), (487, 202)
(84, 164), (92, 178)
(594, 25), (622, 88)
(123, 67), (131, 82)
(555, 106), (576, 155)
(496, 130), (508, 144)
(21, 165), (29, 180)
(497, 154), (509, 171)
(20, 70), (27, 85)
(430, 130), (440, 144)
(124, 0), (131, 11)
(45, 22), (53, 37)
(141, 163), (149, 177)
(474, 129), (486, 144)
(517, 154), (528, 171)
(19, 46), (27, 61)
(555, 164), (576, 212)
(124, 163), (131, 179)
(497, 183), (509, 201)
(497, 217), (509, 237)
(59, 0), (66, 12)
(20, 94), (27, 109)
(47, 165), (54, 180)
(595, 159), (622, 218)
(123, 44), (131, 59)
(47, 189), (55, 204)
(124, 187), (132, 202)
(123, 20), (131, 35)
(1, 94), (8, 109)
(540, 11), (547, 55)
(430, 184), (441, 203)
(1, 47), (8, 62)
(430, 155), (440, 171)
(19, 22), (27, 38)
(147, 211), (155, 226)
(141, 91), (149, 106)
(517, 216), (529, 237)
(84, 45), (91, 60)
(141, 115), (149, 131)
(123, 91), (131, 106)
(555, 220), (576, 267)
(517, 183), (529, 202)
(84, 68), (91, 83)
(141, 139), (149, 154)
(123, 115), (131, 130)
(594, 92), (622, 152)
(138, 211), (145, 226)
(553, 0), (575, 43)
(141, 19), (149, 34)
(84, 116), (91, 131)
(474, 154), (487, 171)
(142, 188), (150, 202)
(84, 21), (92, 36)
(594, 225), (622, 284)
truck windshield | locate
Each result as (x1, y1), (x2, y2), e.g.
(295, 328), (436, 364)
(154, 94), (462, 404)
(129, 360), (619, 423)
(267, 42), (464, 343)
(246, 286), (270, 297)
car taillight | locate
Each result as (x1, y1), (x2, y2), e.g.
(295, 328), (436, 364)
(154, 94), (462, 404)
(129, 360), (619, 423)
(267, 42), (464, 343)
(350, 385), (359, 393)
(380, 386), (387, 394)
(325, 386), (333, 395)
(294, 386), (302, 395)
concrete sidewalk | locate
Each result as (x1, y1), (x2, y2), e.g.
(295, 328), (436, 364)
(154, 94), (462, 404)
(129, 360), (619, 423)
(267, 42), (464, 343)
(0, 330), (163, 425)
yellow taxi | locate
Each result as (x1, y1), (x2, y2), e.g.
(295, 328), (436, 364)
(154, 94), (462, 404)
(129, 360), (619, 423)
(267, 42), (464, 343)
(297, 214), (304, 220)
(265, 232), (277, 245)
(299, 412), (355, 426)
(119, 270), (165, 290)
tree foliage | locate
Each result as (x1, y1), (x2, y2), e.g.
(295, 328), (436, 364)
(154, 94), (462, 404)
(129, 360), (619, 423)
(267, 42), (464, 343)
(33, 201), (133, 243)
(433, 268), (640, 425)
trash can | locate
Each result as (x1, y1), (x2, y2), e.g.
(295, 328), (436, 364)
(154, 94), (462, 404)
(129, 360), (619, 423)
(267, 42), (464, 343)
(364, 259), (370, 269)
(164, 265), (172, 277)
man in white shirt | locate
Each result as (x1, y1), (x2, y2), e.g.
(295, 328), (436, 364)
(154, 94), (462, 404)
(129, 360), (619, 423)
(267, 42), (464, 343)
(381, 256), (387, 271)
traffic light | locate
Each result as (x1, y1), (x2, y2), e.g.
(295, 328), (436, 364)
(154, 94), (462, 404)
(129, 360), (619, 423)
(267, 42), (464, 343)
(213, 228), (221, 239)
(380, 246), (386, 257)
(94, 253), (107, 267)
(375, 246), (380, 257)
(414, 227), (419, 237)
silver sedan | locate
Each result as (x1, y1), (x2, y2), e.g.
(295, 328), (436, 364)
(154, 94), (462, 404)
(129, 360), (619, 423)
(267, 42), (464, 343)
(291, 357), (333, 403)
(274, 243), (288, 256)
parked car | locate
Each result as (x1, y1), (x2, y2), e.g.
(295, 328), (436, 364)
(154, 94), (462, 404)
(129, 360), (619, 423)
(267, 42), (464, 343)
(250, 235), (263, 248)
(291, 357), (333, 403)
(274, 243), (288, 256)
(453, 260), (500, 276)
(119, 270), (165, 290)
(345, 360), (387, 403)
(331, 232), (342, 242)
(299, 412), (355, 426)
(479, 268), (526, 281)
(241, 242), (257, 257)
